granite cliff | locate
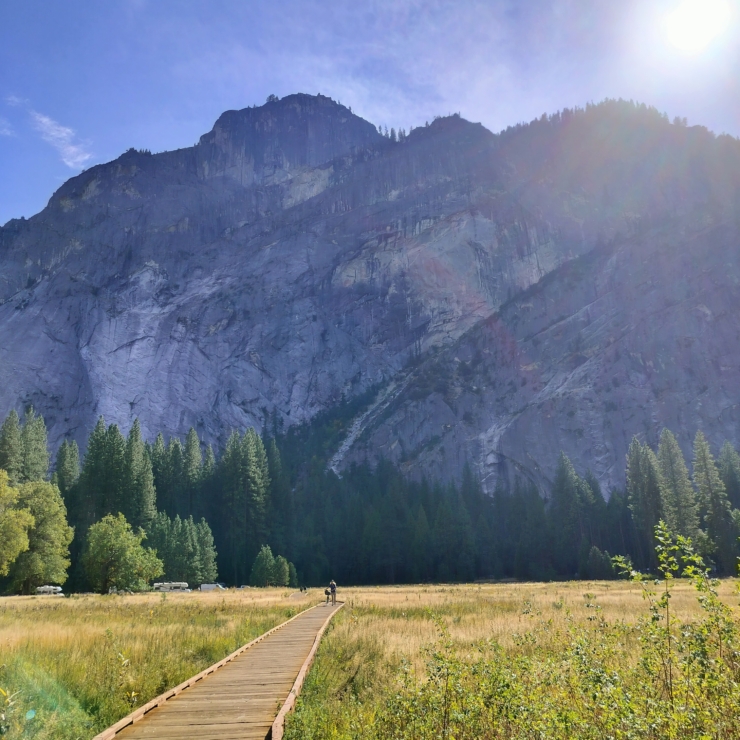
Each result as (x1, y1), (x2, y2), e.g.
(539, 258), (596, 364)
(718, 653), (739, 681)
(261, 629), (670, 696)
(1, 94), (739, 492)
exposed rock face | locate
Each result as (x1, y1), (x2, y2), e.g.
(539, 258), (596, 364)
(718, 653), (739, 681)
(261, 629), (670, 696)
(1, 95), (739, 492)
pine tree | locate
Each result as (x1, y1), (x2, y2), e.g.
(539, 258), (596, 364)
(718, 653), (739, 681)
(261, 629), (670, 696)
(582, 470), (607, 547)
(266, 437), (289, 554)
(549, 453), (585, 575)
(179, 516), (202, 583)
(150, 433), (170, 510)
(104, 423), (127, 515)
(626, 437), (664, 570)
(719, 441), (740, 509)
(146, 512), (174, 576)
(272, 555), (290, 586)
(203, 444), (216, 479)
(243, 429), (269, 560)
(168, 438), (184, 515)
(20, 407), (49, 482)
(54, 440), (80, 497)
(220, 430), (246, 584)
(74, 418), (127, 524)
(410, 504), (431, 582)
(153, 514), (218, 586)
(0, 410), (22, 485)
(250, 544), (275, 587)
(196, 517), (218, 583)
(123, 419), (156, 527)
(78, 417), (108, 524)
(9, 481), (74, 594)
(657, 429), (698, 538)
(288, 561), (298, 588)
(182, 428), (202, 517)
(693, 431), (737, 574)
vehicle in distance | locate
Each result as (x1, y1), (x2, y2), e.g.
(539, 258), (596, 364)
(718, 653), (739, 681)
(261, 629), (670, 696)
(200, 583), (227, 591)
(152, 582), (191, 592)
(35, 585), (63, 595)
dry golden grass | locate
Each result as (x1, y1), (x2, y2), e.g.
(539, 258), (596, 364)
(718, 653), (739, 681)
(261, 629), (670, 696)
(332, 579), (739, 672)
(0, 588), (321, 739)
(285, 580), (740, 739)
(1, 581), (738, 739)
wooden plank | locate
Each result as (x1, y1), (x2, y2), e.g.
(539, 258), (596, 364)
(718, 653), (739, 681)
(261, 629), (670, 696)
(94, 602), (341, 740)
(270, 601), (343, 740)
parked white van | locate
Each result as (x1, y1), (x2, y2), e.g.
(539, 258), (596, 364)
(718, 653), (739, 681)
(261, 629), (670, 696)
(200, 583), (226, 591)
(35, 585), (63, 595)
(153, 582), (190, 592)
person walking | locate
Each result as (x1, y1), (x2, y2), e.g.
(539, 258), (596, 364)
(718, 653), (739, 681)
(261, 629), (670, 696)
(324, 586), (331, 604)
(330, 579), (337, 605)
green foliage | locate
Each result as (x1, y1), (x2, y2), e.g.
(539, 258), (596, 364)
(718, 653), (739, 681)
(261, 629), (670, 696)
(719, 440), (740, 509)
(0, 408), (49, 486)
(272, 555), (290, 587)
(53, 440), (79, 497)
(8, 481), (73, 594)
(145, 512), (217, 586)
(287, 526), (740, 740)
(657, 428), (698, 538)
(0, 410), (22, 486)
(583, 545), (615, 580)
(0, 470), (34, 577)
(693, 431), (738, 574)
(20, 408), (49, 483)
(217, 429), (271, 585)
(250, 544), (275, 587)
(73, 417), (126, 526)
(82, 514), (163, 593)
(122, 419), (156, 528)
(4, 399), (737, 591)
(626, 436), (664, 569)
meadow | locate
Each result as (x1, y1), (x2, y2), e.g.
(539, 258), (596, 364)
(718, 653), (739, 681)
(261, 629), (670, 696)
(0, 589), (313, 738)
(285, 577), (740, 739)
(1, 576), (738, 739)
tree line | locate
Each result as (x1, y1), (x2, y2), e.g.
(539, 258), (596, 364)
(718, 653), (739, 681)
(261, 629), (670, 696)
(1, 402), (739, 593)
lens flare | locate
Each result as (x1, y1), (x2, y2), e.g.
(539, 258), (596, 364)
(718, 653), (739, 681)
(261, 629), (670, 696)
(665, 0), (731, 53)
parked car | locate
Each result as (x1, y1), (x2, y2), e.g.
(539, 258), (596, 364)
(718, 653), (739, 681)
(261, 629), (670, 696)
(35, 585), (63, 595)
(200, 583), (227, 591)
(153, 582), (191, 592)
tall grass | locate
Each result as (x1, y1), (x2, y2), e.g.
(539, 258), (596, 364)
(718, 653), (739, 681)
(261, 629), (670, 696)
(0, 589), (317, 738)
(285, 574), (739, 739)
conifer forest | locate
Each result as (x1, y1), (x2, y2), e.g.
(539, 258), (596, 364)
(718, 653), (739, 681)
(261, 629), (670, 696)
(1, 399), (739, 593)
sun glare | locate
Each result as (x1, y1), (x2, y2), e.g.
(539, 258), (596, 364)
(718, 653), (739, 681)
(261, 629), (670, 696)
(665, 0), (731, 53)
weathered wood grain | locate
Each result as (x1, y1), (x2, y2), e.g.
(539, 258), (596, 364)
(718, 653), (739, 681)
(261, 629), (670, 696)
(93, 602), (342, 740)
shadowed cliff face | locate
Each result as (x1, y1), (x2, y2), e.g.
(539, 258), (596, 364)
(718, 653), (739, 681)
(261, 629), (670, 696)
(1, 95), (739, 492)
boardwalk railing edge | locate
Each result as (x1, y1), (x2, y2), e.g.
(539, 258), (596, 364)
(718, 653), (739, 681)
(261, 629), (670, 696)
(92, 601), (324, 740)
(270, 601), (345, 740)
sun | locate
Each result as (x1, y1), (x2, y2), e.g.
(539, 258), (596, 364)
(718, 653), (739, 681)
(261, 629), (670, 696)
(665, 0), (731, 53)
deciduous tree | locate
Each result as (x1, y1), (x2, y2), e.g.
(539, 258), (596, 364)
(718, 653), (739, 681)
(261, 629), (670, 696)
(9, 481), (73, 594)
(82, 513), (163, 593)
(0, 470), (34, 576)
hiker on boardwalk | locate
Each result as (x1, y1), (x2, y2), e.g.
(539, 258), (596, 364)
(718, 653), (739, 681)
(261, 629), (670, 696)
(324, 586), (331, 604)
(330, 579), (337, 605)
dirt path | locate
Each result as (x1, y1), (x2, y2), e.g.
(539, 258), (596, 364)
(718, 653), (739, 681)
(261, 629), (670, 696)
(95, 602), (342, 740)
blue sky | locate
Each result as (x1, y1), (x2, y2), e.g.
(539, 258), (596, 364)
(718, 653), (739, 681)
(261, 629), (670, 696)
(1, 0), (739, 226)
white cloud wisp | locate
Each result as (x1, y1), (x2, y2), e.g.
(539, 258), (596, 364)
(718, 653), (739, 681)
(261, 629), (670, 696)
(30, 111), (92, 169)
(0, 117), (13, 136)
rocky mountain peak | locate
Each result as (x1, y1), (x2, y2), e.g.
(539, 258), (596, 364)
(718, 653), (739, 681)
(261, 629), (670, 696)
(196, 93), (382, 182)
(1, 97), (739, 495)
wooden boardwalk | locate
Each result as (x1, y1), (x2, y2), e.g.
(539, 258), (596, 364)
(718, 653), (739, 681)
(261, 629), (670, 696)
(96, 602), (342, 740)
